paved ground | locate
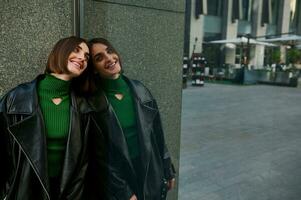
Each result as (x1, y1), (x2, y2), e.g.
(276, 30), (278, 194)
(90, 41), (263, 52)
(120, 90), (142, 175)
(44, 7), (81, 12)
(179, 83), (301, 200)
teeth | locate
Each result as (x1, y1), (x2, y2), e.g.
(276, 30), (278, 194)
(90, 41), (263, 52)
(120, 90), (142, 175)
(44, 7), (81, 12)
(72, 61), (80, 67)
(108, 62), (116, 67)
(69, 60), (84, 70)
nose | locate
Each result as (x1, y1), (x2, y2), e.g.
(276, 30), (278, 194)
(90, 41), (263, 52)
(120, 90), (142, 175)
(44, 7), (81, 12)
(104, 52), (114, 62)
(78, 51), (87, 61)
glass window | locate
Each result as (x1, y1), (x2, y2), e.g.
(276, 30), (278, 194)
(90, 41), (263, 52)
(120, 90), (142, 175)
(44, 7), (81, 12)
(271, 0), (279, 25)
(242, 0), (252, 21)
(207, 0), (223, 16)
(289, 0), (299, 32)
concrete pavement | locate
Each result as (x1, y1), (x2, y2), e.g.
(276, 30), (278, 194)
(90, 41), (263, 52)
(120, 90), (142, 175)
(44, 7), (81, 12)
(179, 83), (301, 200)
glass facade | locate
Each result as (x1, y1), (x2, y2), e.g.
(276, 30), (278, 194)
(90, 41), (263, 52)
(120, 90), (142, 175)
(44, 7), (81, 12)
(242, 0), (252, 21)
(289, 0), (300, 32)
(271, 0), (279, 25)
(203, 33), (222, 67)
(207, 0), (223, 16)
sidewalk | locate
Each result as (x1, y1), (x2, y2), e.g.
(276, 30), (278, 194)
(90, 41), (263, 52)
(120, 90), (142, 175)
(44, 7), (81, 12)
(179, 83), (301, 200)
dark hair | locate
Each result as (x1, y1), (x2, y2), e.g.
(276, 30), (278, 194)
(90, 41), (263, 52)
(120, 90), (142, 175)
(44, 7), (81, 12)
(45, 36), (87, 74)
(88, 38), (121, 60)
(84, 38), (123, 95)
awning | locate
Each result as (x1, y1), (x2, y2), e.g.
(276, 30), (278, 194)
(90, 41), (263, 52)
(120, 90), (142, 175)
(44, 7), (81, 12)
(208, 36), (277, 47)
(258, 35), (301, 42)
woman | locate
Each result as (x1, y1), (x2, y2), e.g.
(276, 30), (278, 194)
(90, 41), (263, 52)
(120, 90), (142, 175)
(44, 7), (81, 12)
(0, 36), (93, 200)
(88, 38), (176, 200)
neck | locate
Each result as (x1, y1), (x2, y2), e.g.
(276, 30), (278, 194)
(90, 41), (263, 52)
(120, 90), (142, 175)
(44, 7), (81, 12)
(106, 73), (120, 80)
(51, 73), (72, 81)
(113, 73), (120, 79)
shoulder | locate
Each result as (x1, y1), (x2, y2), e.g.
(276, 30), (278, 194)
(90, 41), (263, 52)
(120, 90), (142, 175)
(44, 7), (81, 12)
(1, 78), (37, 113)
(1, 79), (37, 110)
(123, 76), (154, 101)
(6, 80), (36, 98)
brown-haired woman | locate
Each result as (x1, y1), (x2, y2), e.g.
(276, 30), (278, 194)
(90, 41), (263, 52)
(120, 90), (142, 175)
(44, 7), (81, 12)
(0, 36), (94, 200)
(87, 38), (176, 200)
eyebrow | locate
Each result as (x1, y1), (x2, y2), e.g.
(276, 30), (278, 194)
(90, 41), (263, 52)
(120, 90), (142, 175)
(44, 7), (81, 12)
(77, 45), (90, 56)
(93, 52), (102, 60)
(93, 46), (110, 58)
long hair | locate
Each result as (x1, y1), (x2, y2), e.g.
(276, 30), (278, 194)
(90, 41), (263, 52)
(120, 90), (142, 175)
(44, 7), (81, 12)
(45, 36), (91, 96)
(84, 38), (123, 95)
(46, 36), (87, 74)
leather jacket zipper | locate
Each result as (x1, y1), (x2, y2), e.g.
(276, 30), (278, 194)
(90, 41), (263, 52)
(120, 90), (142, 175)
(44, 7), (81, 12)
(7, 128), (50, 200)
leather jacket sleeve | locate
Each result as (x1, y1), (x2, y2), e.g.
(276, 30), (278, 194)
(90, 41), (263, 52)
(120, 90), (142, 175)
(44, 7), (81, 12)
(0, 96), (10, 199)
(106, 145), (133, 200)
(152, 99), (176, 180)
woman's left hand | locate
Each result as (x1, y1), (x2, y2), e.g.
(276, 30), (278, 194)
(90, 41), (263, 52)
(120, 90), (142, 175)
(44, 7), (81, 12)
(167, 178), (176, 190)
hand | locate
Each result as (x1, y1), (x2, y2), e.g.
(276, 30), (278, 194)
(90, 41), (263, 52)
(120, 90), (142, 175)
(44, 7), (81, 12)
(167, 178), (176, 190)
(129, 194), (138, 200)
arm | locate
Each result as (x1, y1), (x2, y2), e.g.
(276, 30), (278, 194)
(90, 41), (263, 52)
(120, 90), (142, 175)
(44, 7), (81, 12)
(0, 98), (10, 198)
(132, 79), (176, 185)
(152, 100), (176, 185)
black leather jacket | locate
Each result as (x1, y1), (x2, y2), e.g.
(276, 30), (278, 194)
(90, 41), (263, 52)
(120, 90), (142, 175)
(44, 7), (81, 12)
(0, 75), (93, 200)
(87, 76), (176, 200)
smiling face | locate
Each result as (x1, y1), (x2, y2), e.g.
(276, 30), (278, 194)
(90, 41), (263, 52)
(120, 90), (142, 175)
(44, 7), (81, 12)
(91, 43), (121, 79)
(46, 36), (91, 81)
(66, 42), (90, 79)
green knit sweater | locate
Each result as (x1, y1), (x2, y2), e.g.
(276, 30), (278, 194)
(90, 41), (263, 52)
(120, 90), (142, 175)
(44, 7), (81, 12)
(102, 75), (140, 159)
(38, 74), (70, 178)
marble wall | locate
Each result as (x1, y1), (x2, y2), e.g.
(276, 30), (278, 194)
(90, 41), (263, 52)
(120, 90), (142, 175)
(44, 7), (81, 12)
(0, 0), (73, 95)
(84, 1), (185, 199)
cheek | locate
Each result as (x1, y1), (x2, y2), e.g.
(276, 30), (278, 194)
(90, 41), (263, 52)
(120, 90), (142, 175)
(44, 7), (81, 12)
(94, 62), (105, 71)
(83, 62), (88, 69)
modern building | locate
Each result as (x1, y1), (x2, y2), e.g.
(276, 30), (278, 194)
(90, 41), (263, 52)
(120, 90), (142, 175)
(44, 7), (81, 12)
(184, 0), (301, 69)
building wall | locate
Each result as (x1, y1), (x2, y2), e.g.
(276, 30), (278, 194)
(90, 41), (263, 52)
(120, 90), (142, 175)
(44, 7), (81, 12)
(189, 0), (204, 56)
(223, 0), (238, 65)
(188, 0), (301, 68)
(251, 0), (267, 68)
(278, 0), (291, 35)
(277, 0), (291, 63)
(0, 0), (73, 95)
(83, 1), (185, 199)
(1, 1), (183, 199)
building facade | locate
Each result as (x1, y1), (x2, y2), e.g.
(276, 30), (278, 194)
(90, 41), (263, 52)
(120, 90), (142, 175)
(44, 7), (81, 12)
(184, 0), (301, 68)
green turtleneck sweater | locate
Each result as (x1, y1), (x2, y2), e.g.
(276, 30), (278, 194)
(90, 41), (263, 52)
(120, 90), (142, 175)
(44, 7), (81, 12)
(38, 74), (70, 178)
(102, 75), (140, 159)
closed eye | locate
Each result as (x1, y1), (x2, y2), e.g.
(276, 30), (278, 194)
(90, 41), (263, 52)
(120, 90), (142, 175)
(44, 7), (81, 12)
(73, 46), (80, 53)
(94, 53), (103, 62)
(85, 53), (90, 61)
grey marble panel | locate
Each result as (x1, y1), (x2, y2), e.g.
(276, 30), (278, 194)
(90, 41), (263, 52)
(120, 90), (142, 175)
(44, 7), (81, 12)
(84, 1), (184, 199)
(90, 0), (185, 13)
(0, 0), (73, 96)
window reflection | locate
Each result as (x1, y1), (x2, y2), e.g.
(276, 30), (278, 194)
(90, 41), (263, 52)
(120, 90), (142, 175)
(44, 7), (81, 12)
(271, 0), (279, 25)
(289, 0), (299, 32)
(207, 0), (223, 16)
(242, 0), (252, 21)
